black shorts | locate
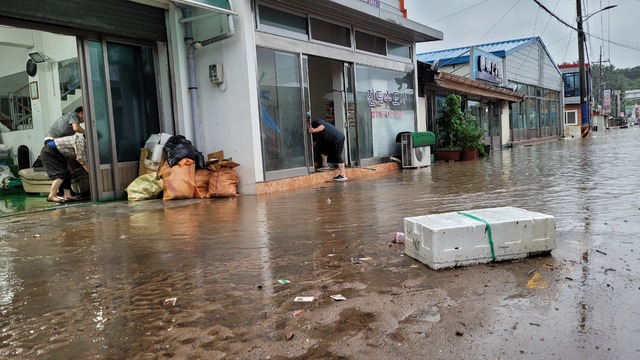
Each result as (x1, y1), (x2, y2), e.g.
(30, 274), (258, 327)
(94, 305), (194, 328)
(320, 139), (345, 164)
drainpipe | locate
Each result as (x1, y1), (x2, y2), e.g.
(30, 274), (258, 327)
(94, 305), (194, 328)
(175, 3), (235, 151)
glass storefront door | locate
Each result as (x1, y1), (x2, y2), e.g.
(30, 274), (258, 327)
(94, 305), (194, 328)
(84, 39), (161, 200)
(257, 47), (308, 180)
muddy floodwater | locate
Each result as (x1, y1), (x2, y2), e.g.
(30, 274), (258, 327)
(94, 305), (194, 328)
(1, 129), (640, 359)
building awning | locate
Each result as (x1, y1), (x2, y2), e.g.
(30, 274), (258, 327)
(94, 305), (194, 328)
(433, 72), (524, 103)
(172, 0), (237, 16)
(260, 0), (442, 43)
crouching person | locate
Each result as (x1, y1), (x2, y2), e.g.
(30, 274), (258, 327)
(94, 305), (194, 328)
(40, 133), (88, 203)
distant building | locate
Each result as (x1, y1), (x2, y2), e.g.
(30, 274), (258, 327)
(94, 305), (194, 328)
(558, 63), (592, 137)
(417, 37), (564, 150)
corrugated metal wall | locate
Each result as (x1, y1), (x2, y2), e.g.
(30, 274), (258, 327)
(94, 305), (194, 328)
(0, 0), (166, 41)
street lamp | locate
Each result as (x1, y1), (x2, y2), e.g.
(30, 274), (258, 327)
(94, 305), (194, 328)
(577, 3), (617, 137)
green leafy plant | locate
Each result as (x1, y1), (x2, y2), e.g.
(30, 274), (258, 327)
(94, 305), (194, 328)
(436, 94), (464, 151)
(458, 113), (487, 156)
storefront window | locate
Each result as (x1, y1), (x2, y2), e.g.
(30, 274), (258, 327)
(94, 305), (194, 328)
(257, 5), (308, 39)
(257, 47), (306, 172)
(515, 103), (526, 129)
(310, 18), (350, 47)
(355, 65), (414, 158)
(467, 100), (481, 123)
(528, 98), (538, 129)
(540, 100), (549, 127)
(550, 101), (558, 126)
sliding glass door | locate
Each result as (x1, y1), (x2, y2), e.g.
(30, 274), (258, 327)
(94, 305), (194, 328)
(85, 39), (161, 200)
(257, 47), (308, 180)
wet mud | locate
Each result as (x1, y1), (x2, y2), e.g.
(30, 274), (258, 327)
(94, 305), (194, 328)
(1, 129), (640, 359)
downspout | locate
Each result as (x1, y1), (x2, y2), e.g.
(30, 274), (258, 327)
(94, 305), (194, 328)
(175, 3), (235, 151)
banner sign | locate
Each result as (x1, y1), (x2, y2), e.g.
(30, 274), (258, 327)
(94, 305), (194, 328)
(603, 89), (611, 114)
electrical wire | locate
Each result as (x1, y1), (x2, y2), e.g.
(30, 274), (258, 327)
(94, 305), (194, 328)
(540, 0), (560, 35)
(426, 0), (489, 26)
(532, 0), (640, 54)
(477, 0), (522, 44)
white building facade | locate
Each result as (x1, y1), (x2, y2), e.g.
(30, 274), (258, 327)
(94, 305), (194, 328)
(417, 37), (564, 148)
(0, 0), (442, 200)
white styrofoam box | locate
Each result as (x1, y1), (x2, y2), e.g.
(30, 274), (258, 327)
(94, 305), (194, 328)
(150, 143), (163, 163)
(145, 133), (173, 151)
(404, 207), (556, 270)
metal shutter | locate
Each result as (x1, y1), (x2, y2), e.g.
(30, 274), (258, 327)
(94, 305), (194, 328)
(0, 0), (166, 42)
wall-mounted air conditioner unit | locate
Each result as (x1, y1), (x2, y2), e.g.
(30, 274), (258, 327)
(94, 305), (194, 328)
(400, 132), (434, 169)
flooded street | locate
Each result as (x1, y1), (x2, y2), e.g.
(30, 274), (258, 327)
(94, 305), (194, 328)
(1, 128), (640, 359)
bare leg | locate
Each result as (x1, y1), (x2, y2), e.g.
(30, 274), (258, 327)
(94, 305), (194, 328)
(48, 178), (64, 201)
(337, 163), (346, 177)
(321, 154), (329, 168)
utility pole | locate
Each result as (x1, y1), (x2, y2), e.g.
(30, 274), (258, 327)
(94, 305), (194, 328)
(577, 0), (589, 138)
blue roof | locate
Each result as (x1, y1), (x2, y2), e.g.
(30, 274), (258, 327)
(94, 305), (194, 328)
(417, 37), (539, 67)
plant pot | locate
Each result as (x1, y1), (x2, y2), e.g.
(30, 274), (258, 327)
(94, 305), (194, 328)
(461, 149), (478, 161)
(483, 144), (491, 157)
(434, 150), (461, 162)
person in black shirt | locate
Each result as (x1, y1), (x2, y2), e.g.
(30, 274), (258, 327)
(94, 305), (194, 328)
(308, 119), (347, 182)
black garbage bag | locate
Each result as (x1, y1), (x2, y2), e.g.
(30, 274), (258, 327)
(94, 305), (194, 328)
(163, 135), (205, 169)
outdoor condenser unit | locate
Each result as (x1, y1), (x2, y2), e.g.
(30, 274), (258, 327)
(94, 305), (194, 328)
(401, 132), (435, 168)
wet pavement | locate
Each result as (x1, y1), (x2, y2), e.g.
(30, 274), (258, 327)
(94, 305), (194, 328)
(1, 128), (640, 359)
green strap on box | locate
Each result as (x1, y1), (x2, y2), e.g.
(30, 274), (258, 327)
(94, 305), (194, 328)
(458, 212), (496, 261)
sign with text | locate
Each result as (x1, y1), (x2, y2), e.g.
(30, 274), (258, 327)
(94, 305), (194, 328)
(603, 89), (611, 114)
(359, 0), (380, 8)
(470, 47), (504, 85)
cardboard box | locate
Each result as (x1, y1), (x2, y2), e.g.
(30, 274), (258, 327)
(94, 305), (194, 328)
(206, 150), (239, 171)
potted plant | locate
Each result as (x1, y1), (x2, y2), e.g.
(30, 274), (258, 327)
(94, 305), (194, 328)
(435, 94), (464, 161)
(458, 114), (487, 160)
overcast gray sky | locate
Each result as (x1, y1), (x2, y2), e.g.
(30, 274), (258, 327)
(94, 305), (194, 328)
(404, 0), (638, 69)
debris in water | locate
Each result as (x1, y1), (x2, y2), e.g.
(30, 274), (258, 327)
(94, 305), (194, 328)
(32, 234), (40, 238)
(393, 232), (405, 243)
(528, 269), (536, 275)
(292, 310), (305, 317)
(595, 249), (607, 255)
(163, 298), (177, 306)
(330, 294), (346, 301)
(286, 332), (295, 341)
(294, 296), (315, 302)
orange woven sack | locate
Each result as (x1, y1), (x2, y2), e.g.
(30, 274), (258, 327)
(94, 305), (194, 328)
(194, 169), (210, 199)
(208, 167), (238, 198)
(163, 158), (195, 200)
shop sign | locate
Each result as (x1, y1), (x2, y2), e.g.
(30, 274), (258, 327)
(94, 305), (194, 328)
(470, 47), (503, 85)
(367, 89), (408, 119)
(359, 0), (380, 8)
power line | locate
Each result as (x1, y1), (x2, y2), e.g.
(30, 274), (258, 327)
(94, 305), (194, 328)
(532, 0), (640, 54)
(426, 0), (489, 26)
(477, 0), (522, 44)
(540, 0), (561, 35)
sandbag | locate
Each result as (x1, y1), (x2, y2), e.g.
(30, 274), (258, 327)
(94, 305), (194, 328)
(126, 173), (163, 201)
(163, 158), (196, 200)
(194, 169), (210, 199)
(163, 135), (205, 169)
(208, 167), (238, 198)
